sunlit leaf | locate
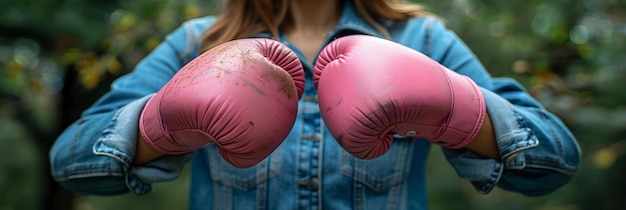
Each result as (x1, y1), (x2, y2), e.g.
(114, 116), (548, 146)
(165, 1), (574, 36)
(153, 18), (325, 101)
(104, 56), (122, 75)
(119, 13), (138, 29)
(576, 44), (595, 59)
(512, 60), (530, 74)
(185, 5), (200, 19)
(61, 48), (82, 65)
(80, 67), (101, 89)
(594, 148), (616, 169)
(144, 37), (161, 51)
(7, 60), (22, 78)
(550, 25), (570, 44)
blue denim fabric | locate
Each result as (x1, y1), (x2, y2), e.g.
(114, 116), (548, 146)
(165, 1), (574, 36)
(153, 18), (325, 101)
(49, 1), (581, 209)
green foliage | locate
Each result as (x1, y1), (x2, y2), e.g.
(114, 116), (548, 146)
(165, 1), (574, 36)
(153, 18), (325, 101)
(417, 0), (626, 209)
(1, 0), (216, 209)
(1, 0), (625, 209)
(0, 115), (42, 210)
(75, 167), (192, 210)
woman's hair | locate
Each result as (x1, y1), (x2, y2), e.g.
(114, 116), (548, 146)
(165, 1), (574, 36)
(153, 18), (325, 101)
(200, 0), (430, 51)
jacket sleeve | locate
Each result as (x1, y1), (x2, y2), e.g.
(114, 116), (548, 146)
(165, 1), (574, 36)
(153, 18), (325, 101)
(48, 17), (214, 195)
(422, 17), (581, 195)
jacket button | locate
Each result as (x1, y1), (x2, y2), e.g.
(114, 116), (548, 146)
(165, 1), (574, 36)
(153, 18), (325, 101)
(309, 177), (319, 190)
(297, 177), (320, 190)
(303, 95), (318, 102)
(300, 134), (320, 141)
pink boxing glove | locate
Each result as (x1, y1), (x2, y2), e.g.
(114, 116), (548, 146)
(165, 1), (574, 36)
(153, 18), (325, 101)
(139, 38), (304, 168)
(314, 35), (486, 159)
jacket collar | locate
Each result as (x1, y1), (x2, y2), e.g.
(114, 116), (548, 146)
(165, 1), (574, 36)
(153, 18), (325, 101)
(249, 1), (385, 40)
(332, 0), (385, 39)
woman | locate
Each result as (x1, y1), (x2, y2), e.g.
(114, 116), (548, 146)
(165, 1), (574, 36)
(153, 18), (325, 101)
(50, 0), (581, 209)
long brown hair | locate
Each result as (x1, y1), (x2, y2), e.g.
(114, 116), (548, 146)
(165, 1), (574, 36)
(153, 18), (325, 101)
(200, 0), (430, 51)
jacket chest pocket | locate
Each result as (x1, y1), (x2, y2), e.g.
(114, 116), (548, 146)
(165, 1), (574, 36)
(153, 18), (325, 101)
(339, 139), (416, 192)
(207, 145), (282, 191)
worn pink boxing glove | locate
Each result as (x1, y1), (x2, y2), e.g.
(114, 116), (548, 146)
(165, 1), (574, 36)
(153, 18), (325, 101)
(139, 38), (304, 168)
(314, 35), (486, 159)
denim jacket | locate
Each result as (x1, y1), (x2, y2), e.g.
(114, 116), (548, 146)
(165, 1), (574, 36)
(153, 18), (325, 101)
(50, 2), (581, 209)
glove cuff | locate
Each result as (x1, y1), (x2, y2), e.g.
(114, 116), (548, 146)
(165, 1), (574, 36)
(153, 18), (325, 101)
(139, 93), (197, 154)
(433, 70), (487, 149)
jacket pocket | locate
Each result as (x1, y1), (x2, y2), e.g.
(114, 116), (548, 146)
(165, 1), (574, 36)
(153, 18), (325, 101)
(339, 139), (415, 192)
(206, 145), (282, 191)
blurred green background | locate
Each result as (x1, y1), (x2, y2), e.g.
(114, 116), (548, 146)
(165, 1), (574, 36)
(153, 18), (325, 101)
(1, 0), (625, 209)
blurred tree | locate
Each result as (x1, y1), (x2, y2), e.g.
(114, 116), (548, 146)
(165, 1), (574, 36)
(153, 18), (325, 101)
(1, 1), (123, 209)
(1, 0), (216, 209)
(416, 0), (626, 209)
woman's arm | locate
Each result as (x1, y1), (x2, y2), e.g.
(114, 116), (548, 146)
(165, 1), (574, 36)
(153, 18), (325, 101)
(133, 131), (165, 165)
(465, 112), (499, 159)
(49, 18), (209, 195)
(422, 17), (581, 195)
